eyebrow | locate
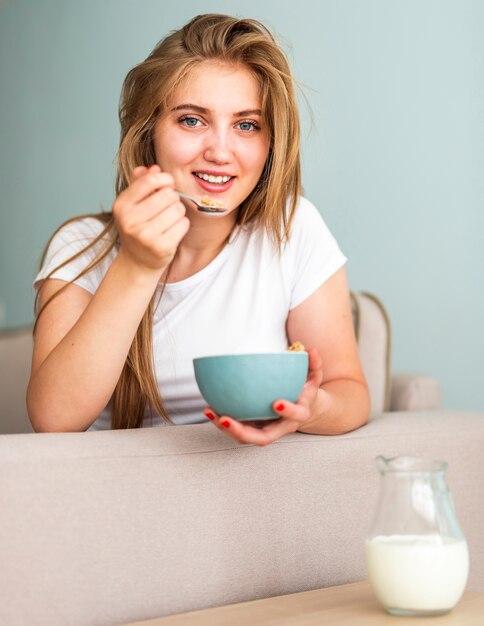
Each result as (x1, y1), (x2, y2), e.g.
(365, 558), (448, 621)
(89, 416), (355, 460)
(171, 103), (262, 117)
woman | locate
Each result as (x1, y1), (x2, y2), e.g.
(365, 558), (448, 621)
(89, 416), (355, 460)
(27, 14), (370, 444)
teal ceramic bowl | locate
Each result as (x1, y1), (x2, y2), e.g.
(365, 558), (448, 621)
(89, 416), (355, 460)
(193, 352), (309, 421)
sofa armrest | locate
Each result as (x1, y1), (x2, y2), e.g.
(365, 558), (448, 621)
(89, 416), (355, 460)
(390, 373), (443, 411)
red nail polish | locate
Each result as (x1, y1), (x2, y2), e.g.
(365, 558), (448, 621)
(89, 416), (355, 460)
(205, 411), (215, 420)
(221, 420), (230, 428)
(275, 403), (285, 411)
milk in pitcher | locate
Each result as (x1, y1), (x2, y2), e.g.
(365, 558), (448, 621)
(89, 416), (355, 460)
(366, 534), (469, 614)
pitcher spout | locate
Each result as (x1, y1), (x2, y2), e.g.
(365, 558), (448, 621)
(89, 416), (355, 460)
(376, 455), (447, 474)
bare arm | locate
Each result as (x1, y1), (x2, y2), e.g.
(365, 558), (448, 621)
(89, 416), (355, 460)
(286, 267), (370, 434)
(28, 262), (160, 431)
(27, 166), (189, 432)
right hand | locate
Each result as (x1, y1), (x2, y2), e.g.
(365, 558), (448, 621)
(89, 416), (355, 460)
(113, 164), (190, 274)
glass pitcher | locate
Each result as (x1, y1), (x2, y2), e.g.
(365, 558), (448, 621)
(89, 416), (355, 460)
(365, 456), (469, 616)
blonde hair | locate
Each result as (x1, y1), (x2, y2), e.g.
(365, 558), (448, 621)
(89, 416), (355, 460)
(35, 14), (302, 429)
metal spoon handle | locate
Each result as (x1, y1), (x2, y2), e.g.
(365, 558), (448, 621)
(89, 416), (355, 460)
(176, 191), (227, 213)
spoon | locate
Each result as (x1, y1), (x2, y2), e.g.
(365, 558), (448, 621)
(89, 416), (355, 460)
(177, 191), (227, 214)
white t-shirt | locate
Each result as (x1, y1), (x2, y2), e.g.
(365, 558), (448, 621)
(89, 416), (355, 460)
(34, 197), (346, 430)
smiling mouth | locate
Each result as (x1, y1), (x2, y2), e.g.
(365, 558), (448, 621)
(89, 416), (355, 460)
(193, 172), (234, 185)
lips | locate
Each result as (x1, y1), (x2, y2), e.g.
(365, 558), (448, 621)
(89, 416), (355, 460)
(192, 172), (235, 194)
(194, 172), (233, 184)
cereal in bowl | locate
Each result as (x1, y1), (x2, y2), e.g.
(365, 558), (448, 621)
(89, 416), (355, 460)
(287, 341), (306, 352)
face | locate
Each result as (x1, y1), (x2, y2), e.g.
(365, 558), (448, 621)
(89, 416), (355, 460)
(153, 61), (270, 216)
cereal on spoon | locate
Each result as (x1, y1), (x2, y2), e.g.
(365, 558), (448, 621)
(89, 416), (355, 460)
(201, 196), (225, 210)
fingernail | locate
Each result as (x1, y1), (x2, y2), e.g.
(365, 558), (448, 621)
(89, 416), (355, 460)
(204, 411), (215, 421)
(221, 420), (230, 428)
(275, 403), (285, 411)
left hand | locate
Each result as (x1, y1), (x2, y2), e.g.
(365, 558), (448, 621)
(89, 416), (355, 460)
(204, 348), (324, 446)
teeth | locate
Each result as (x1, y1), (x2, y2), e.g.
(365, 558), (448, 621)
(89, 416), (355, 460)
(195, 172), (232, 184)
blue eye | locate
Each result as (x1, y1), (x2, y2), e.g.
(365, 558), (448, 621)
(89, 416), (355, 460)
(238, 121), (258, 131)
(181, 117), (200, 127)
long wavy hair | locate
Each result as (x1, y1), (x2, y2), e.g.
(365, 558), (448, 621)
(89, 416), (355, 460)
(35, 14), (302, 429)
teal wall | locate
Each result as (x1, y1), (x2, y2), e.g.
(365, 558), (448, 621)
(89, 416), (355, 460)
(1, 0), (483, 410)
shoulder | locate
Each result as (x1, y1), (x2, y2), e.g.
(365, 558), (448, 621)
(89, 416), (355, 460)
(287, 196), (337, 245)
(53, 216), (112, 243)
(44, 215), (115, 261)
(282, 197), (347, 309)
(292, 195), (321, 220)
(35, 215), (116, 293)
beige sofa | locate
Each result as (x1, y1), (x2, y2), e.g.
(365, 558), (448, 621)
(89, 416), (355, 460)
(0, 293), (483, 626)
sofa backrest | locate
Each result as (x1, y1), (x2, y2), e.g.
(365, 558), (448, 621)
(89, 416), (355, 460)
(0, 327), (33, 434)
(1, 411), (483, 625)
(351, 292), (392, 416)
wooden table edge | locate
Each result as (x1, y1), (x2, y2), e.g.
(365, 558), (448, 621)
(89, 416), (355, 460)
(120, 580), (484, 626)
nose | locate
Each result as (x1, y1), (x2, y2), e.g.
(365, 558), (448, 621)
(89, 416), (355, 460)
(203, 128), (233, 164)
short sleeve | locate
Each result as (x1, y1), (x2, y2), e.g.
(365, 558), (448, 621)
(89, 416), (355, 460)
(33, 217), (116, 295)
(284, 197), (347, 310)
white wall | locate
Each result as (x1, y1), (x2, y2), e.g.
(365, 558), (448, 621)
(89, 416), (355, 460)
(0, 0), (482, 409)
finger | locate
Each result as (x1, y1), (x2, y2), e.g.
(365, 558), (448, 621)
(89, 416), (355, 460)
(205, 409), (275, 431)
(125, 205), (188, 265)
(118, 171), (175, 208)
(272, 398), (309, 424)
(129, 164), (160, 184)
(214, 416), (297, 447)
(204, 408), (232, 434)
(306, 347), (324, 386)
(131, 187), (182, 224)
(239, 419), (276, 429)
(203, 408), (218, 422)
(204, 407), (295, 446)
(116, 190), (182, 239)
(130, 166), (148, 182)
(146, 201), (188, 238)
(252, 417), (300, 441)
(133, 171), (175, 204)
(205, 408), (270, 430)
(155, 214), (190, 251)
